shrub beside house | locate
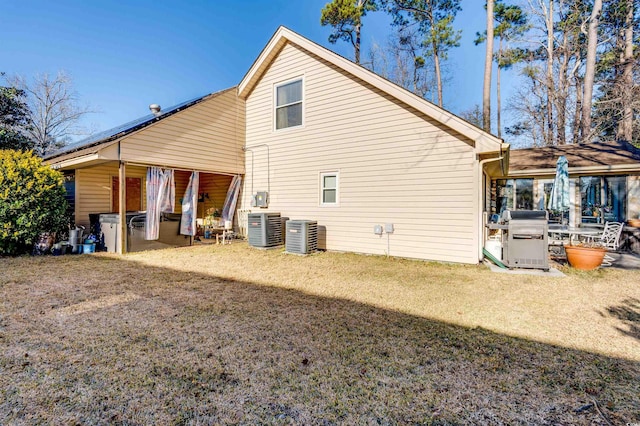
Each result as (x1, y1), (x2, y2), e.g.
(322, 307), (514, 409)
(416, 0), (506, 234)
(0, 150), (69, 255)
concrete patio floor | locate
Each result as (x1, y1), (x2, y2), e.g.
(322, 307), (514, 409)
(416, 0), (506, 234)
(602, 252), (640, 269)
(485, 251), (640, 275)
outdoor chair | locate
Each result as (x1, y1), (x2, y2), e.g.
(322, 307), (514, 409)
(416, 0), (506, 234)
(591, 221), (624, 266)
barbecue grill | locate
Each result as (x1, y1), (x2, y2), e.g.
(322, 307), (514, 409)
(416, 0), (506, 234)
(500, 210), (549, 271)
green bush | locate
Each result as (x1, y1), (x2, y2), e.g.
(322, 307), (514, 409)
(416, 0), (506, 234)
(0, 149), (69, 255)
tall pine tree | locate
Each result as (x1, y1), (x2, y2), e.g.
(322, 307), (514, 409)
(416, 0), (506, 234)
(384, 0), (462, 107)
(321, 0), (377, 64)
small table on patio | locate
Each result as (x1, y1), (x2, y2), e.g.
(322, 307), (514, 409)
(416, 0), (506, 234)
(548, 225), (602, 245)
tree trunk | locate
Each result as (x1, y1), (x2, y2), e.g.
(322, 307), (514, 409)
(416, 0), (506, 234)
(581, 0), (603, 143)
(412, 50), (419, 95)
(434, 43), (443, 107)
(355, 0), (364, 65)
(618, 0), (634, 142)
(483, 0), (494, 132)
(556, 30), (570, 145)
(355, 24), (361, 64)
(573, 76), (583, 144)
(545, 0), (554, 146)
(497, 40), (502, 138)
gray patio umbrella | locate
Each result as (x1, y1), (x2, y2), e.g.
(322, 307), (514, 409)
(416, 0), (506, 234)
(549, 155), (570, 214)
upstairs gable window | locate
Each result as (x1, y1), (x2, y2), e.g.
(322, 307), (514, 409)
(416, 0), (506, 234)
(275, 78), (303, 130)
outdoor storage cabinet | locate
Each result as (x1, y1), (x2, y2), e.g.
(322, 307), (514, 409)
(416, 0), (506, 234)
(98, 212), (140, 253)
(99, 213), (120, 253)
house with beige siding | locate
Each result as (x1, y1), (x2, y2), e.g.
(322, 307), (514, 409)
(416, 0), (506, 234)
(236, 27), (506, 264)
(46, 26), (508, 263)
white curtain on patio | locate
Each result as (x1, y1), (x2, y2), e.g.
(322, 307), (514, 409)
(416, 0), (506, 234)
(221, 175), (242, 226)
(145, 167), (175, 240)
(180, 171), (199, 236)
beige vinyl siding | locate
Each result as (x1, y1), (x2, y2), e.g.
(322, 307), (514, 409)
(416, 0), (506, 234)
(120, 89), (245, 174)
(243, 42), (479, 263)
(173, 171), (233, 218)
(75, 163), (147, 228)
(198, 173), (233, 218)
(174, 171), (191, 215)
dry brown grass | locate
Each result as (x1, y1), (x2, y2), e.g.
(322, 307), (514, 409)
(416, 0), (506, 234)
(1, 242), (638, 424)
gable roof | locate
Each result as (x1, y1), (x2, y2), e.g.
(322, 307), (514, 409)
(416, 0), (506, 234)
(508, 140), (640, 176)
(45, 87), (236, 161)
(238, 26), (506, 154)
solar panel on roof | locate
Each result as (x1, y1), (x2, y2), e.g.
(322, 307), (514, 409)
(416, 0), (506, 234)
(45, 88), (235, 159)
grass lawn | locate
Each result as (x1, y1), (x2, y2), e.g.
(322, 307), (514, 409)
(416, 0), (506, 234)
(1, 242), (639, 424)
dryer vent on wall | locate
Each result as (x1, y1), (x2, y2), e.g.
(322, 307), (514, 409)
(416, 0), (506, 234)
(248, 213), (283, 247)
(285, 220), (318, 255)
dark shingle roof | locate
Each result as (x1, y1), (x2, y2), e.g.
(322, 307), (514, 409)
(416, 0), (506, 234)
(45, 87), (236, 160)
(509, 140), (640, 172)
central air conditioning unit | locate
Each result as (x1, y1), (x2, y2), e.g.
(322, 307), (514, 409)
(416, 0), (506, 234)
(285, 220), (318, 255)
(247, 212), (283, 248)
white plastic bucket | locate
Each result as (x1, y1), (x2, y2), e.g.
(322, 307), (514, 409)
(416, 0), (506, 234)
(484, 239), (502, 261)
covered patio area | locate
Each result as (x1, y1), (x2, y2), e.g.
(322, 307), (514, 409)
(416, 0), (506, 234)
(45, 87), (245, 253)
(491, 140), (640, 224)
(490, 140), (640, 255)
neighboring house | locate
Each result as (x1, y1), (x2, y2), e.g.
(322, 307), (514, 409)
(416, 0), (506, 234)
(46, 26), (508, 263)
(492, 140), (640, 227)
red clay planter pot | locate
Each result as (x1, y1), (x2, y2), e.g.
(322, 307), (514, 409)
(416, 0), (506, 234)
(565, 245), (606, 271)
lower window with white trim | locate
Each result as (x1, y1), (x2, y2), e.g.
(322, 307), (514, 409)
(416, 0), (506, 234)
(320, 172), (339, 206)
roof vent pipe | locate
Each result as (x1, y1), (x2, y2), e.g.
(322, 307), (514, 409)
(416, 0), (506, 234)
(149, 104), (161, 116)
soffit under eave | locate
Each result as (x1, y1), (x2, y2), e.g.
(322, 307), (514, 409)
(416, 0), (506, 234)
(479, 143), (510, 178)
(46, 140), (120, 169)
(472, 133), (506, 154)
(52, 157), (115, 171)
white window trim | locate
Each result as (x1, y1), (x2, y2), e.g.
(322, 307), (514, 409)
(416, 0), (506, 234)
(320, 171), (339, 207)
(273, 76), (304, 132)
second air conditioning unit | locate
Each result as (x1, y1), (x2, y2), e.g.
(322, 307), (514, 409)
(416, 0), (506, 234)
(247, 212), (283, 247)
(285, 220), (318, 255)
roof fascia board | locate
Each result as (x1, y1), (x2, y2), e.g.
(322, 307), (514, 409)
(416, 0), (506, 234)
(238, 27), (502, 153)
(507, 163), (640, 177)
(46, 140), (119, 165)
(238, 27), (288, 98)
(49, 153), (102, 170)
(49, 144), (121, 171)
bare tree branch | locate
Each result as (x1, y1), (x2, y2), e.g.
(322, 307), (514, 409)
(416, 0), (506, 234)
(9, 71), (95, 156)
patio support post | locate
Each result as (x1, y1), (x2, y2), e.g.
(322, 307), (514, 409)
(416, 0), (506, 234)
(119, 161), (127, 254)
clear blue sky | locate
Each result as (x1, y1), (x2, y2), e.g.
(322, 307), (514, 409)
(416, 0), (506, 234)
(2, 0), (514, 138)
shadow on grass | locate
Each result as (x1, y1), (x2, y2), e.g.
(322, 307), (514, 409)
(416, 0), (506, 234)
(0, 254), (639, 425)
(605, 298), (640, 342)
